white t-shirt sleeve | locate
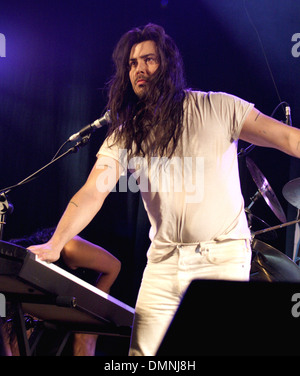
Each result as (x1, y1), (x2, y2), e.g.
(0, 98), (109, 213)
(96, 133), (128, 172)
(207, 91), (254, 141)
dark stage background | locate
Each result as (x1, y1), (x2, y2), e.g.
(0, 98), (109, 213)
(0, 0), (299, 307)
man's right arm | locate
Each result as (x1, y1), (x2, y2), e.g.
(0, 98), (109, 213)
(29, 155), (122, 263)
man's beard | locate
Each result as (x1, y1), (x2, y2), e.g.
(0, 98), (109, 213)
(134, 75), (155, 101)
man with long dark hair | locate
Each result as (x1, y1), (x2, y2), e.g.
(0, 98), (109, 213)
(107, 24), (186, 159)
(29, 24), (300, 356)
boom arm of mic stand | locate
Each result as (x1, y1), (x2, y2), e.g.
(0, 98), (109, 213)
(0, 135), (91, 240)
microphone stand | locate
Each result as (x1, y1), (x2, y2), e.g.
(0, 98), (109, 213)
(238, 143), (256, 158)
(0, 135), (91, 241)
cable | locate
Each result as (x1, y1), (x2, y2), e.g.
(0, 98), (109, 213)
(270, 101), (290, 118)
(51, 140), (70, 161)
(237, 1), (290, 158)
(243, 0), (285, 115)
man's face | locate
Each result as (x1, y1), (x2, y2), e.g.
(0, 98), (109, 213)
(129, 40), (160, 98)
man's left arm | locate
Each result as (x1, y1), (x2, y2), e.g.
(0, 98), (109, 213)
(240, 107), (300, 158)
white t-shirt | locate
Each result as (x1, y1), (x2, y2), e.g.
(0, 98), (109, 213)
(97, 91), (254, 261)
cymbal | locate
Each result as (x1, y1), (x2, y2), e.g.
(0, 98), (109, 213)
(282, 177), (300, 209)
(246, 157), (287, 223)
(251, 238), (300, 283)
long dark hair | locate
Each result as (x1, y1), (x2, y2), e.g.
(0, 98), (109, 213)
(106, 23), (187, 158)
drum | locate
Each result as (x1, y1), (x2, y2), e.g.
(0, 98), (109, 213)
(250, 238), (300, 282)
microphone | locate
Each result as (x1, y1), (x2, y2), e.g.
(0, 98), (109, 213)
(285, 105), (292, 126)
(68, 110), (111, 141)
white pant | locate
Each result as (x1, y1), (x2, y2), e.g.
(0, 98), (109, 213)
(129, 239), (252, 356)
